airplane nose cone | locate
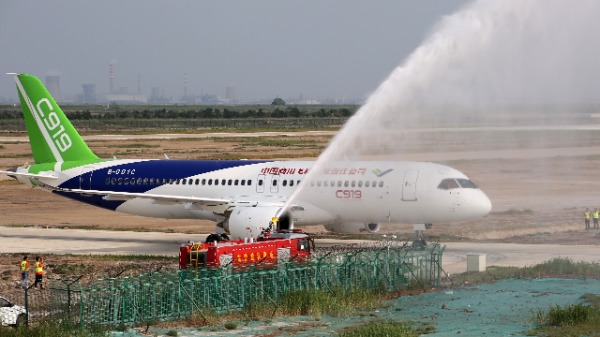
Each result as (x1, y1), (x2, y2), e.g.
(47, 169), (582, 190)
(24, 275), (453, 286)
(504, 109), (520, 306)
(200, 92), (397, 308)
(477, 191), (492, 217)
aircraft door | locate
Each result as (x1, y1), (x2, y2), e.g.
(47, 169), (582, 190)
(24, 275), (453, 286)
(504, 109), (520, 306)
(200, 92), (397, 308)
(402, 170), (419, 201)
(78, 166), (97, 190)
(270, 174), (280, 193)
(257, 174), (265, 193)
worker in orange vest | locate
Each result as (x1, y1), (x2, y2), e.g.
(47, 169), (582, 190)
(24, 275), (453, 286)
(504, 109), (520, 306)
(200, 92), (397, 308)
(33, 256), (45, 289)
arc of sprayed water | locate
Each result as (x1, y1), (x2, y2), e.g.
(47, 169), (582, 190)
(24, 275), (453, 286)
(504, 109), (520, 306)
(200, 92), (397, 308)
(275, 106), (372, 219)
(276, 0), (600, 222)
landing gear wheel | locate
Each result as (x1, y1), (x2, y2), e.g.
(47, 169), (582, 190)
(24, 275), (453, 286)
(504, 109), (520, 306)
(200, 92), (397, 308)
(412, 239), (427, 249)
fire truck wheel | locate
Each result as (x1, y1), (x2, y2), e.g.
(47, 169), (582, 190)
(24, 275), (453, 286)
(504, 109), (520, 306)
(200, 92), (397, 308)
(205, 234), (221, 244)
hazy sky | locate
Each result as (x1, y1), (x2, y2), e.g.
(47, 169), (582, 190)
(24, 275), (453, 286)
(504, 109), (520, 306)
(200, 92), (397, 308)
(0, 1), (468, 102)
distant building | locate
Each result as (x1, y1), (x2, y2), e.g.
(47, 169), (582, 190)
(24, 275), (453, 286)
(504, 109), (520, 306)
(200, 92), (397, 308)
(225, 86), (236, 101)
(81, 84), (96, 104)
(105, 94), (148, 104)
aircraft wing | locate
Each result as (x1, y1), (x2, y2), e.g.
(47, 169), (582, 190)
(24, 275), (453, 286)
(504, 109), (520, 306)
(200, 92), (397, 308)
(32, 179), (284, 214)
(67, 187), (232, 205)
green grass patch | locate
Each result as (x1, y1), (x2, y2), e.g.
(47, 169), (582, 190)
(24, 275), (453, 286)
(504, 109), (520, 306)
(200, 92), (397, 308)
(108, 143), (161, 148)
(453, 258), (600, 286)
(0, 319), (108, 337)
(490, 208), (534, 216)
(247, 288), (385, 319)
(530, 302), (600, 336)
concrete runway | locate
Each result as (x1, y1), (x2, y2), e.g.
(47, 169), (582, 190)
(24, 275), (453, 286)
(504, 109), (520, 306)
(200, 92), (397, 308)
(1, 226), (598, 274)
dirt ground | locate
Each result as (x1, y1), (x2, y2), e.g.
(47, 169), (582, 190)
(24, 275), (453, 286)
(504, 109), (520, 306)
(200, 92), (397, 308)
(1, 127), (600, 289)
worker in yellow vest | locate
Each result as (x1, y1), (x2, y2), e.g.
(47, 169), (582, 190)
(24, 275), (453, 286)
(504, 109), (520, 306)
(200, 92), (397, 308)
(33, 256), (45, 289)
(19, 256), (29, 289)
(593, 208), (599, 230)
(585, 208), (591, 230)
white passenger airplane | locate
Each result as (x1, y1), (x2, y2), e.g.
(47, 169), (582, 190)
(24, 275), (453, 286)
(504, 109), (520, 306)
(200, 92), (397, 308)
(1, 74), (491, 239)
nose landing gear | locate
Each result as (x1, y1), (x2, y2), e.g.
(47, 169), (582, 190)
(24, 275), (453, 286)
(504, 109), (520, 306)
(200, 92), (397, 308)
(412, 224), (432, 248)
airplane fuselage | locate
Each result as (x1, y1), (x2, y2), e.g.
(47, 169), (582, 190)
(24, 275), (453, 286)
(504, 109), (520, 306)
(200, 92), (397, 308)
(20, 158), (490, 229)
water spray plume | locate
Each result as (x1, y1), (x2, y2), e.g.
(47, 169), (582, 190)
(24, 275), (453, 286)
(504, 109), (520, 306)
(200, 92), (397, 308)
(280, 0), (600, 218)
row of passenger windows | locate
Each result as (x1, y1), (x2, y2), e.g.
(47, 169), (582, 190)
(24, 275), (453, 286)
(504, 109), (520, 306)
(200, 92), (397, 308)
(106, 177), (169, 186)
(104, 176), (385, 189)
(105, 177), (255, 187)
(176, 178), (253, 186)
(310, 180), (384, 188)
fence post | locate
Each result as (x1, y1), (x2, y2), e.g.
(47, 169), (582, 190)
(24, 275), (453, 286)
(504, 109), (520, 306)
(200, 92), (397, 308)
(24, 287), (29, 327)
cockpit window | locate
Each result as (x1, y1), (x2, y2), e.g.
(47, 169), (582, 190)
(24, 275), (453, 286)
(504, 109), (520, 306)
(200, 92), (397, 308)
(457, 178), (478, 189)
(438, 178), (460, 190)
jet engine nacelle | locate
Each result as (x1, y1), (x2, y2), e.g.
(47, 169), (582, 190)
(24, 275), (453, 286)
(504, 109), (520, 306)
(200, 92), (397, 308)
(324, 222), (381, 234)
(223, 206), (293, 239)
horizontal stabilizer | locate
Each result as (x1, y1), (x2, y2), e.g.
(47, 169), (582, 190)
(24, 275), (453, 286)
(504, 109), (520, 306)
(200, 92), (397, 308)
(0, 170), (58, 179)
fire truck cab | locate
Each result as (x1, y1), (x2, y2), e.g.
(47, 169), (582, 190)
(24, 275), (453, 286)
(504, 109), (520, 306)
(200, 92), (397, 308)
(179, 230), (314, 269)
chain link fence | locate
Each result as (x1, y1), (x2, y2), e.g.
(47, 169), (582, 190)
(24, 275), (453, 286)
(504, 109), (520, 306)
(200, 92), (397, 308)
(45, 243), (443, 330)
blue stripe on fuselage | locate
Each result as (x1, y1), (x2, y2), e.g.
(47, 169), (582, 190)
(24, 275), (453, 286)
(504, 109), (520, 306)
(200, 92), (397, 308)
(58, 159), (270, 210)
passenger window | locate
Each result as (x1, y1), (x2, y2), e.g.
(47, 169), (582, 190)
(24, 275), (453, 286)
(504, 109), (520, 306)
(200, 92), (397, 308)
(323, 181), (328, 187)
(337, 181), (342, 187)
(221, 179), (226, 185)
(195, 179), (200, 185)
(258, 180), (263, 186)
(317, 181), (322, 187)
(228, 180), (233, 186)
(372, 181), (377, 187)
(438, 178), (460, 190)
(365, 181), (370, 187)
(208, 179), (213, 185)
(241, 180), (245, 186)
(235, 179), (239, 186)
(202, 179), (206, 185)
(283, 180), (288, 187)
(351, 181), (356, 187)
(215, 179), (219, 186)
(273, 180), (278, 186)
(344, 181), (349, 187)
(290, 180), (294, 187)
(379, 181), (384, 187)
(247, 180), (252, 186)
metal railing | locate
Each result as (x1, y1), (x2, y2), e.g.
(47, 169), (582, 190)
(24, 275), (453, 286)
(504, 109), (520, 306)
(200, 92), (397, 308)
(48, 243), (444, 329)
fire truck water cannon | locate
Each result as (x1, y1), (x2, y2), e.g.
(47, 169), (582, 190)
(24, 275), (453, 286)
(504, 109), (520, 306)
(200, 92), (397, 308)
(179, 229), (314, 270)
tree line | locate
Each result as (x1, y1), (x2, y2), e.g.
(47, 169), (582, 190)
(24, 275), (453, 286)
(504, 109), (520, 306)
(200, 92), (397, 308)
(0, 105), (357, 120)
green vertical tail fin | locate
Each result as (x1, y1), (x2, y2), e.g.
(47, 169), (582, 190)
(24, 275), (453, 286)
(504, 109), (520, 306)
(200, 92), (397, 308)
(13, 73), (99, 164)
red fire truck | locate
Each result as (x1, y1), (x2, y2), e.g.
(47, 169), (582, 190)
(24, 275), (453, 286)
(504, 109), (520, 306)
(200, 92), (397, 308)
(179, 230), (314, 269)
